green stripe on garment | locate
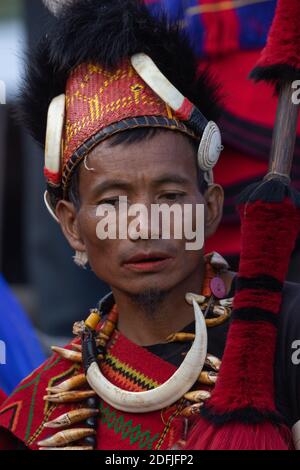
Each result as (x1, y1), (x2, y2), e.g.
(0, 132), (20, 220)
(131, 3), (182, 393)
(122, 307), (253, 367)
(25, 373), (41, 441)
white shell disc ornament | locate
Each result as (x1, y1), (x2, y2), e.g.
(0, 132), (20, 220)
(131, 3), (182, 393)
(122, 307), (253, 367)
(198, 121), (223, 172)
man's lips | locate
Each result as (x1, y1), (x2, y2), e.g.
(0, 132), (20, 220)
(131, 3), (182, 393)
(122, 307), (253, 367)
(122, 252), (174, 272)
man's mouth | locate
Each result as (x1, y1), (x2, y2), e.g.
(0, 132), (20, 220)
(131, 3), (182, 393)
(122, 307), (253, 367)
(123, 252), (174, 272)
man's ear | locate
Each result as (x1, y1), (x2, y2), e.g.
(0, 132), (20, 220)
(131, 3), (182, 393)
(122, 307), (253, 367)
(204, 184), (224, 238)
(55, 200), (86, 252)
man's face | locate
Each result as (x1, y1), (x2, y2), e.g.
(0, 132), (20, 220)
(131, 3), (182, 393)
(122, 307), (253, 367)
(57, 131), (223, 296)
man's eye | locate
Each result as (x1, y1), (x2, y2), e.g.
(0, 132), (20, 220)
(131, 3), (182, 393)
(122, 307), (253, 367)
(159, 192), (184, 201)
(97, 198), (120, 207)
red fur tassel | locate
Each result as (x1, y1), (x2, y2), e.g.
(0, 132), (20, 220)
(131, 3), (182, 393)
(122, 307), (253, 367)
(250, 0), (300, 82)
(183, 195), (300, 450)
(185, 420), (293, 450)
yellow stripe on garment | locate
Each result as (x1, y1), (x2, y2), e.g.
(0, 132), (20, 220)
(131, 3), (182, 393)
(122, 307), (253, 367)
(165, 104), (174, 120)
(186, 0), (273, 16)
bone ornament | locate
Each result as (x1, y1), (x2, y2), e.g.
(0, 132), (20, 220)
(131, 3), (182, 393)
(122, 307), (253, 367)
(180, 403), (203, 417)
(38, 428), (96, 447)
(43, 390), (96, 403)
(44, 409), (99, 429)
(45, 94), (65, 178)
(184, 390), (211, 403)
(51, 346), (82, 362)
(44, 93), (65, 221)
(46, 374), (87, 393)
(131, 53), (223, 176)
(84, 299), (207, 413)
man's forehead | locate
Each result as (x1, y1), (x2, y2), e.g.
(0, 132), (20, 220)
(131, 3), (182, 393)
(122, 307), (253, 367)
(85, 131), (197, 171)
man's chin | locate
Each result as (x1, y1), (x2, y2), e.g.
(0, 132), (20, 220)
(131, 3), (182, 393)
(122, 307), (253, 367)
(127, 287), (169, 317)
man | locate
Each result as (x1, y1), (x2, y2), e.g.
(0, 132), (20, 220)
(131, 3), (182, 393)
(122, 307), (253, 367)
(0, 0), (300, 450)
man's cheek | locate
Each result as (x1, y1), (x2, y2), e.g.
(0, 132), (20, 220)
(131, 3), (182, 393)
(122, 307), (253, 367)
(88, 250), (115, 280)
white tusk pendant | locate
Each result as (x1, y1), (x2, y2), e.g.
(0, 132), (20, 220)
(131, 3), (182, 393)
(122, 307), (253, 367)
(85, 299), (207, 413)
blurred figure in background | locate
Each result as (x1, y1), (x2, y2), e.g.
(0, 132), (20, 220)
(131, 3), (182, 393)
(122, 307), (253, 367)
(0, 1), (45, 394)
(0, 275), (45, 395)
(0, 0), (109, 363)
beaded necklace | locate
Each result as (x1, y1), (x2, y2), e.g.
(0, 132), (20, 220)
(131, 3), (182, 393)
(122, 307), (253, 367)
(38, 253), (233, 450)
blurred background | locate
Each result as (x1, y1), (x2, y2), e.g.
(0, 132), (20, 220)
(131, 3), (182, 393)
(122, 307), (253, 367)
(0, 0), (300, 394)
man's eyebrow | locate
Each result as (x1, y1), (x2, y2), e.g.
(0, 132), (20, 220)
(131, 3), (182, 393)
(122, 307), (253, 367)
(90, 175), (190, 195)
(91, 179), (131, 195)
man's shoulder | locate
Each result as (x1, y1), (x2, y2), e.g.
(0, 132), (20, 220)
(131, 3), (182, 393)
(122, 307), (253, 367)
(0, 339), (82, 449)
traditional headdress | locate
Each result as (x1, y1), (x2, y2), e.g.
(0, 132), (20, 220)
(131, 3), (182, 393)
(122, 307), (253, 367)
(20, 0), (222, 221)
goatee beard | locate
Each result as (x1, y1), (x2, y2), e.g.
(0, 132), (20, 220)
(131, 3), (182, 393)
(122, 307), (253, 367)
(129, 288), (168, 317)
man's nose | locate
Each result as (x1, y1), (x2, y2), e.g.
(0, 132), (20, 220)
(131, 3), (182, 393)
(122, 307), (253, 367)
(126, 201), (160, 241)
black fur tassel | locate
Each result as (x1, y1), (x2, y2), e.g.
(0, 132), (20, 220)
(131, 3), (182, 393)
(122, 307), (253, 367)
(250, 64), (300, 86)
(18, 0), (220, 147)
(236, 178), (300, 208)
(201, 405), (286, 427)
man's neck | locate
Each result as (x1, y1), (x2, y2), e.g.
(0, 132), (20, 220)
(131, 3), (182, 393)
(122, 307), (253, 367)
(112, 266), (235, 347)
(113, 270), (202, 346)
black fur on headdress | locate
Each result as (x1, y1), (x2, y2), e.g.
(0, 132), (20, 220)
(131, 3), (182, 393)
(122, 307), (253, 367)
(19, 0), (221, 146)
